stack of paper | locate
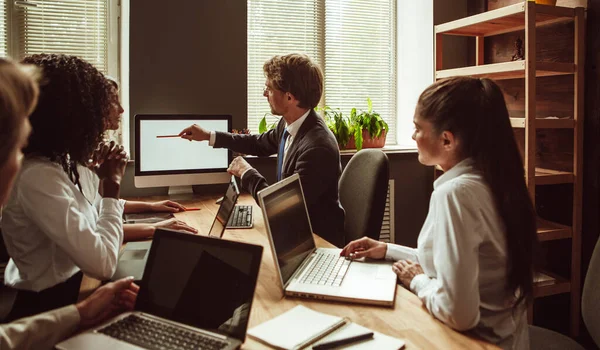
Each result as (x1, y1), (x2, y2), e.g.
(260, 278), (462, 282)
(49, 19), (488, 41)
(248, 305), (405, 349)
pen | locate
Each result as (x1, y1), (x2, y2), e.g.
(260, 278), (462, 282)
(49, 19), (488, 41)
(312, 332), (374, 350)
(184, 207), (201, 211)
(156, 135), (181, 138)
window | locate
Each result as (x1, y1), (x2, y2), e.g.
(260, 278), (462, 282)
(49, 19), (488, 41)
(248, 0), (397, 145)
(0, 0), (122, 139)
(0, 1), (7, 57)
(15, 0), (111, 73)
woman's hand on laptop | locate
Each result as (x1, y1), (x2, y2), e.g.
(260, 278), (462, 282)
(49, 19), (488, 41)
(75, 277), (140, 329)
(153, 218), (198, 234)
(340, 237), (387, 260)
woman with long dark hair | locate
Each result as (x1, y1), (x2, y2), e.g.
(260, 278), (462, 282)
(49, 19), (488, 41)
(76, 76), (197, 241)
(1, 54), (129, 321)
(341, 76), (537, 349)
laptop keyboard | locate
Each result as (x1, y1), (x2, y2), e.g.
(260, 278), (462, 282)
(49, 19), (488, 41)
(227, 205), (252, 228)
(98, 314), (229, 350)
(299, 251), (351, 287)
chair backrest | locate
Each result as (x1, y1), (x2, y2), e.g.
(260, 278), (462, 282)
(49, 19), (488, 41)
(338, 149), (389, 244)
(582, 235), (600, 346)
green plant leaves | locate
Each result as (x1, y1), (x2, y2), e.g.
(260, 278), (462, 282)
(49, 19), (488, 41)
(259, 115), (267, 134)
(259, 113), (279, 133)
(260, 98), (387, 150)
(354, 124), (363, 151)
(320, 105), (350, 147)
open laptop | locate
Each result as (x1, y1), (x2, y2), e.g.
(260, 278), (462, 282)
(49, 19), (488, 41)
(111, 176), (240, 282)
(257, 173), (397, 306)
(208, 175), (240, 238)
(57, 229), (263, 350)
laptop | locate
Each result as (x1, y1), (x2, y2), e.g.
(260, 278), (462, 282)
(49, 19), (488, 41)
(208, 175), (240, 238)
(57, 229), (263, 350)
(257, 173), (397, 306)
(111, 176), (240, 282)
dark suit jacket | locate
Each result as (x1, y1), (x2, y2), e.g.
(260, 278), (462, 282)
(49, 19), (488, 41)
(214, 110), (345, 246)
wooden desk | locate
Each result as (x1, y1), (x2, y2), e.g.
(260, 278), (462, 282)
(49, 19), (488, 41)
(82, 194), (498, 350)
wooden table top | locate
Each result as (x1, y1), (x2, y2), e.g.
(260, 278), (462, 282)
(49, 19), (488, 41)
(82, 194), (498, 350)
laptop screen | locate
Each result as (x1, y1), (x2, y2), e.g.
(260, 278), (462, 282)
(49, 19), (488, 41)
(261, 175), (316, 285)
(136, 230), (262, 341)
(208, 176), (239, 238)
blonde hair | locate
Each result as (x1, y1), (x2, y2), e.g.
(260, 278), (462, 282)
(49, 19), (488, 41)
(0, 58), (40, 166)
(263, 53), (323, 109)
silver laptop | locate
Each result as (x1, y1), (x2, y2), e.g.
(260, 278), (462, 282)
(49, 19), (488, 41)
(57, 229), (263, 350)
(257, 173), (397, 306)
(112, 176), (240, 282)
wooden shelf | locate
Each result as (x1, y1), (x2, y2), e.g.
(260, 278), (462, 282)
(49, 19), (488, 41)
(535, 168), (574, 185)
(436, 166), (573, 185)
(435, 2), (575, 37)
(534, 271), (571, 298)
(537, 218), (572, 241)
(435, 61), (575, 80)
(510, 117), (576, 129)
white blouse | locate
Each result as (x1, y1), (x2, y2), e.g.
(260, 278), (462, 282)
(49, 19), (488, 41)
(1, 157), (124, 291)
(385, 159), (529, 350)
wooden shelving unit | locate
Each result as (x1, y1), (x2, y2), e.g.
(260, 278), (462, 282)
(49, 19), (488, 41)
(435, 60), (575, 80)
(435, 2), (585, 336)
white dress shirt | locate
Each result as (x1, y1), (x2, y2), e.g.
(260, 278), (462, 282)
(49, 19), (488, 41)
(1, 157), (124, 291)
(209, 110), (311, 180)
(385, 158), (529, 350)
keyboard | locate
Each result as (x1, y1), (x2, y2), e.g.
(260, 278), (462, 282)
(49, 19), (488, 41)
(226, 205), (253, 228)
(98, 314), (229, 350)
(299, 251), (351, 287)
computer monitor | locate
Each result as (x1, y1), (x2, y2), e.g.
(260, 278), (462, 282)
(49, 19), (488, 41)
(134, 114), (232, 194)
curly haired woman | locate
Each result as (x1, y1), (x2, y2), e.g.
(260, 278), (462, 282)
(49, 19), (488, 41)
(1, 54), (129, 321)
(76, 76), (197, 241)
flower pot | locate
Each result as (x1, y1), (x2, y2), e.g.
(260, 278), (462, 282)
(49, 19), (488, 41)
(344, 129), (387, 150)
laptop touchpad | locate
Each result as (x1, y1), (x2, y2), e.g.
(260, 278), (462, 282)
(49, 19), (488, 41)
(122, 249), (148, 260)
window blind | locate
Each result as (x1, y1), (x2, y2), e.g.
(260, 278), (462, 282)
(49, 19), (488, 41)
(0, 1), (7, 57)
(16, 0), (109, 74)
(247, 0), (324, 133)
(324, 0), (396, 144)
(247, 0), (396, 144)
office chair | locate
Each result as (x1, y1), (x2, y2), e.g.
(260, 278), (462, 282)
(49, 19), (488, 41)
(338, 149), (389, 245)
(529, 235), (600, 349)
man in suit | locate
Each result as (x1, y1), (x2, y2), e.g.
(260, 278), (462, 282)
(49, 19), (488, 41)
(180, 53), (345, 246)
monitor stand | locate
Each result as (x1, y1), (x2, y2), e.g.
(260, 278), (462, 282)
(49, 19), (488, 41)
(168, 185), (194, 198)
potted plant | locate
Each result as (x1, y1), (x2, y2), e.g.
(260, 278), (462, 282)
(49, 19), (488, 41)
(319, 106), (351, 149)
(346, 97), (388, 150)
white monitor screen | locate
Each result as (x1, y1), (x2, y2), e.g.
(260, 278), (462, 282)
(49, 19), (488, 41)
(134, 115), (232, 188)
(138, 117), (229, 174)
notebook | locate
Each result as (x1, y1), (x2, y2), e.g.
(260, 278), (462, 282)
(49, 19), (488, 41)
(248, 305), (405, 350)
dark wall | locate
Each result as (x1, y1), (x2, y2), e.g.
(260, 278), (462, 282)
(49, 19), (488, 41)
(129, 0), (247, 159)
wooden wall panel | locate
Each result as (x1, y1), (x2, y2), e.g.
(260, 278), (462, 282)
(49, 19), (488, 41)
(500, 76), (574, 118)
(484, 22), (574, 63)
